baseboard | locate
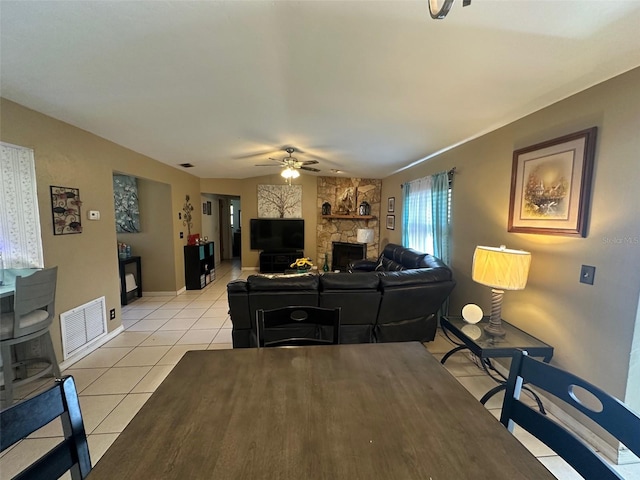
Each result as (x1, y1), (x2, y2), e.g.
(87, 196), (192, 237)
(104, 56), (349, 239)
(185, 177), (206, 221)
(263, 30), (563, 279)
(143, 290), (182, 297)
(59, 325), (124, 371)
(241, 267), (259, 271)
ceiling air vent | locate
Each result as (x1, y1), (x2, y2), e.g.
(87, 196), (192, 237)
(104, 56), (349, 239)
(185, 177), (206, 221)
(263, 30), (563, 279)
(179, 163), (194, 168)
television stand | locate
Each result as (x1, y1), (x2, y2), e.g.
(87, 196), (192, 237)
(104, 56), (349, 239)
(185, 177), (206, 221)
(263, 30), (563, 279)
(259, 250), (303, 273)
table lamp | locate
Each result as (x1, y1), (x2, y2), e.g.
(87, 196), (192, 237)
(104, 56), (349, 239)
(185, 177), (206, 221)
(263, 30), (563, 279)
(472, 245), (531, 337)
(356, 228), (374, 245)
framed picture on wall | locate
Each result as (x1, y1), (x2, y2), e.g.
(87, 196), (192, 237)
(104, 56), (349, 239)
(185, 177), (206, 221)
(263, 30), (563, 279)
(386, 215), (395, 230)
(50, 186), (82, 235)
(387, 197), (395, 213)
(508, 127), (597, 237)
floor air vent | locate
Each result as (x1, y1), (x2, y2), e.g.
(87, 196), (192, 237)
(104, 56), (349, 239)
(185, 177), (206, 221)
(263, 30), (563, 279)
(60, 296), (108, 360)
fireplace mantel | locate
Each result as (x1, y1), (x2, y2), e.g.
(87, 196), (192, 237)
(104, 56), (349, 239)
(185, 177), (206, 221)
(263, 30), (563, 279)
(321, 215), (375, 220)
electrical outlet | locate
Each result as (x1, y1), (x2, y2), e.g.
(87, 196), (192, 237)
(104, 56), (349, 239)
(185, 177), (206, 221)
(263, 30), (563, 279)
(580, 265), (596, 285)
(110, 308), (116, 320)
(180, 232), (184, 239)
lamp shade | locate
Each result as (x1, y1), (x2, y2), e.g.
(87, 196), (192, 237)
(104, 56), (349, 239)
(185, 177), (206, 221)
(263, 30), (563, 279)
(356, 228), (375, 244)
(472, 245), (531, 291)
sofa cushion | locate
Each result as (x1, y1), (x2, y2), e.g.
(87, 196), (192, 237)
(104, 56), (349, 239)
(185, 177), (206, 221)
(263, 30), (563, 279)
(320, 272), (380, 290)
(380, 257), (404, 271)
(379, 267), (452, 286)
(247, 273), (319, 291)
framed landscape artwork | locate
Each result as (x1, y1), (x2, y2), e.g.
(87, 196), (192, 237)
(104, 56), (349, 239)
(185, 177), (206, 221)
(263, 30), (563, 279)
(508, 127), (597, 237)
(257, 184), (302, 218)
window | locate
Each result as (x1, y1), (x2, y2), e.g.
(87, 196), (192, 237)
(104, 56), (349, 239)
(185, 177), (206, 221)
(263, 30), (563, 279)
(402, 170), (452, 264)
(0, 142), (44, 268)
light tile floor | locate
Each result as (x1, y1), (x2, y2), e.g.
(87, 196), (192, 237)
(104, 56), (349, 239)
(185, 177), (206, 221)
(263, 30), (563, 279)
(2, 259), (638, 479)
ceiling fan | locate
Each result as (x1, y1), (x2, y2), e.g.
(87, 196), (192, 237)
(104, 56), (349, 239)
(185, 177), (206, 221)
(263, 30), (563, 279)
(255, 147), (321, 173)
(254, 147), (321, 184)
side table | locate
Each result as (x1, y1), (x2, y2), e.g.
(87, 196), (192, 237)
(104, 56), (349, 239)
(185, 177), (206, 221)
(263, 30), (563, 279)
(440, 315), (553, 411)
(119, 256), (142, 305)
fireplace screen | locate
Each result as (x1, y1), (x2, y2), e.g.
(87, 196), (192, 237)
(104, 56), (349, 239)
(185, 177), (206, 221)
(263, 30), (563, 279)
(331, 242), (366, 272)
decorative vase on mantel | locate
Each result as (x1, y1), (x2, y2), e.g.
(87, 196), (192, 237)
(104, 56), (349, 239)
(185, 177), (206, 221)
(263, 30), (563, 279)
(323, 254), (330, 272)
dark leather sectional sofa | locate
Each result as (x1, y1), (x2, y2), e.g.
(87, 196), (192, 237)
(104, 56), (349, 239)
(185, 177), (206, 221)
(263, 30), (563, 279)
(227, 243), (455, 348)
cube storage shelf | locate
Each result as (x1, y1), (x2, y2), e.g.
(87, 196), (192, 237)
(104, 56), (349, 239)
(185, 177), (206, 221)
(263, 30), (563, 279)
(184, 242), (215, 290)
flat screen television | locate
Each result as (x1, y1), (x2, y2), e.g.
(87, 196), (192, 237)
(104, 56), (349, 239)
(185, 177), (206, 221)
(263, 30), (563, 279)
(250, 218), (305, 251)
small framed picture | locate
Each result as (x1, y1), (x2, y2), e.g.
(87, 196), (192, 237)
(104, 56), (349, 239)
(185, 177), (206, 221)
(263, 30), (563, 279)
(387, 197), (395, 213)
(386, 215), (395, 230)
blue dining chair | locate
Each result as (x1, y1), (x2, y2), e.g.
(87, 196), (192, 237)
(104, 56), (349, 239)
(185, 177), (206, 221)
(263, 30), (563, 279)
(1, 266), (60, 408)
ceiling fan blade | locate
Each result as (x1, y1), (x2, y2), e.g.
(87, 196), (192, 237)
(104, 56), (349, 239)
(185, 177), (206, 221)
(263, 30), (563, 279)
(300, 166), (321, 172)
(300, 159), (319, 166)
(254, 164), (284, 167)
(233, 150), (281, 160)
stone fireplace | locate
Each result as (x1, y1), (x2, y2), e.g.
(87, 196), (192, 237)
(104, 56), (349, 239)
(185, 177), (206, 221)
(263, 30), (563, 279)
(316, 177), (381, 269)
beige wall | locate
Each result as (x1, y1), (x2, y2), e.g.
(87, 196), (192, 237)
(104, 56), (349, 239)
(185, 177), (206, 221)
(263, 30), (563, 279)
(0, 98), (201, 361)
(118, 178), (175, 292)
(201, 174), (319, 269)
(383, 68), (640, 416)
(2, 68), (638, 457)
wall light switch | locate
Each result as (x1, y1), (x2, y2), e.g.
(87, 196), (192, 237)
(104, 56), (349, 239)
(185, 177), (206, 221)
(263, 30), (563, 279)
(87, 210), (100, 220)
(580, 265), (596, 285)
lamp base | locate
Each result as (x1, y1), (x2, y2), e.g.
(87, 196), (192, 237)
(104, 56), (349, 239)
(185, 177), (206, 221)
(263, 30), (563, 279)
(484, 288), (506, 337)
(484, 321), (506, 337)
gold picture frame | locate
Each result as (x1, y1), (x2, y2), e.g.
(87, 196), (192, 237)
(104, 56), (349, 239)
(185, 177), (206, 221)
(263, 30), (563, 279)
(508, 127), (597, 237)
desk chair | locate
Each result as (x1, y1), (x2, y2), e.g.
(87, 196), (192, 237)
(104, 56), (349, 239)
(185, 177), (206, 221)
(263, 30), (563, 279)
(1, 266), (59, 408)
(1, 376), (92, 479)
(257, 306), (341, 347)
(500, 350), (640, 480)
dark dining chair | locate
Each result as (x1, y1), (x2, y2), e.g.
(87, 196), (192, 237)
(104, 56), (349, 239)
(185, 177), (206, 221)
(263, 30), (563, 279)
(500, 350), (640, 480)
(0, 375), (92, 479)
(257, 306), (341, 347)
(1, 266), (60, 408)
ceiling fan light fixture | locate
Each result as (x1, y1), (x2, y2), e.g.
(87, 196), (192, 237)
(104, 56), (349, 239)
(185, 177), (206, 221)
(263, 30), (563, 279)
(428, 0), (470, 19)
(281, 167), (300, 179)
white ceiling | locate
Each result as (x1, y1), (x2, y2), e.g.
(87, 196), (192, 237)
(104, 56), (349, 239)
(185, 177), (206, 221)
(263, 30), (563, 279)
(2, 1), (639, 179)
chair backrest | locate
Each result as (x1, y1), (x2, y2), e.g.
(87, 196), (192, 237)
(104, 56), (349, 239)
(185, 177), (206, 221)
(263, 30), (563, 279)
(12, 266), (58, 337)
(257, 306), (341, 347)
(500, 350), (640, 480)
(1, 375), (92, 479)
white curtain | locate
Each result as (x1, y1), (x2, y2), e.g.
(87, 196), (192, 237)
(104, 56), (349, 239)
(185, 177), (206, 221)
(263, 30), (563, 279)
(0, 142), (44, 268)
(402, 175), (435, 254)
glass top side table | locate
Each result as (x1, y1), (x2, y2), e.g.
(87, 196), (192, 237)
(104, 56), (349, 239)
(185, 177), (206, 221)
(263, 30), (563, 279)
(440, 315), (554, 411)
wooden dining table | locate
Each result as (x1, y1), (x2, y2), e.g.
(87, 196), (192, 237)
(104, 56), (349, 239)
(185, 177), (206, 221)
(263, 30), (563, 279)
(88, 342), (555, 479)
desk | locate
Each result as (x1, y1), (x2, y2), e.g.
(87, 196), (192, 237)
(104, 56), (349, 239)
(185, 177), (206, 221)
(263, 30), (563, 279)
(440, 315), (554, 409)
(88, 343), (554, 479)
(118, 256), (142, 305)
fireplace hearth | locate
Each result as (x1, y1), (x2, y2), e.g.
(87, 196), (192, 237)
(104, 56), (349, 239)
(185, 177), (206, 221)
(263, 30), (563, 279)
(332, 242), (366, 272)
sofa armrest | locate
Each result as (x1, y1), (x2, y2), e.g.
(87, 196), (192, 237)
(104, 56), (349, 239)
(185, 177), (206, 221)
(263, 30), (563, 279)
(348, 259), (378, 272)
